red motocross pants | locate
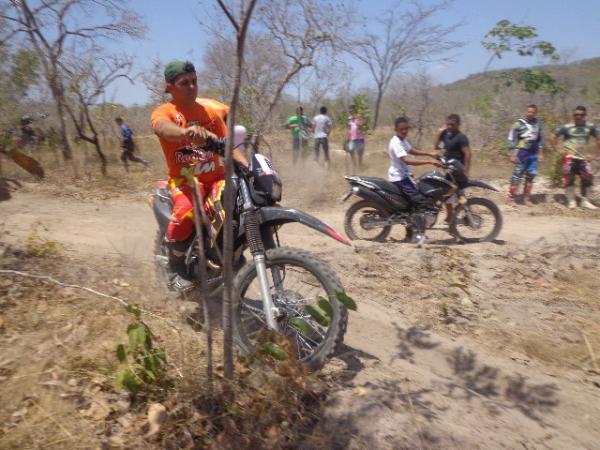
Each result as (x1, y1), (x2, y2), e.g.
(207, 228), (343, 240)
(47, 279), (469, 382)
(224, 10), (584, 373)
(562, 155), (593, 196)
(167, 178), (226, 242)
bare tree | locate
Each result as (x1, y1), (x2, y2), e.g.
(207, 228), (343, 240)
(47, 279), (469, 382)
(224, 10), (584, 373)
(215, 0), (258, 381)
(254, 0), (349, 131)
(201, 33), (289, 132)
(390, 69), (436, 146)
(62, 51), (135, 175)
(1, 0), (145, 161)
(346, 0), (461, 129)
(142, 57), (170, 106)
(203, 0), (349, 135)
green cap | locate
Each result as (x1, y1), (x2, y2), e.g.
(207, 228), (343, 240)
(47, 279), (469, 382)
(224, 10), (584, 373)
(164, 60), (196, 83)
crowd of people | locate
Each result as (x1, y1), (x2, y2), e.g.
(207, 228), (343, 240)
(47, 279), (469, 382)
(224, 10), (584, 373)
(285, 103), (600, 211)
(285, 105), (366, 172)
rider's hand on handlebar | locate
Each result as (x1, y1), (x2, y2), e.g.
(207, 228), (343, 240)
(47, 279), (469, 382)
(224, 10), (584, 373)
(433, 161), (443, 168)
(185, 126), (217, 147)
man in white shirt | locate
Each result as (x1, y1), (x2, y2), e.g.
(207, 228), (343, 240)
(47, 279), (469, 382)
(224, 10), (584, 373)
(312, 106), (332, 165)
(388, 116), (440, 240)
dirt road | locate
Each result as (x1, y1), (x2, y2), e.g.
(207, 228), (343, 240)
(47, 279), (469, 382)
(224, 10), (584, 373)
(2, 183), (600, 449)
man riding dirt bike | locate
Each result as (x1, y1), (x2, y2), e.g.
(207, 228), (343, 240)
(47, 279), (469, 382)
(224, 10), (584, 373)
(150, 60), (243, 291)
(149, 60), (350, 369)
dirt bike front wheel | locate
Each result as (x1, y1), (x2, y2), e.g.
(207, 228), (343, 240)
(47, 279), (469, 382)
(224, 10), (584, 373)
(449, 197), (502, 243)
(233, 247), (348, 371)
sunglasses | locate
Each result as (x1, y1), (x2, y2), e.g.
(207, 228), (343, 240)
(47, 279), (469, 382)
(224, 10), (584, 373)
(574, 113), (585, 117)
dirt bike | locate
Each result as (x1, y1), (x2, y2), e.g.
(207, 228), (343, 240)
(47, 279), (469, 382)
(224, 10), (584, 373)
(149, 137), (350, 370)
(342, 157), (503, 244)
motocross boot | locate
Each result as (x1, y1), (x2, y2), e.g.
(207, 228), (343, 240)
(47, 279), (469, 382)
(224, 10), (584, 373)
(580, 197), (598, 210)
(523, 182), (534, 206)
(167, 240), (195, 292)
(506, 184), (519, 205)
(565, 186), (576, 209)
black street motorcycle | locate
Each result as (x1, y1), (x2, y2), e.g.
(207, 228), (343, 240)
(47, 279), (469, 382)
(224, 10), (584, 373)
(342, 157), (503, 244)
(149, 138), (350, 370)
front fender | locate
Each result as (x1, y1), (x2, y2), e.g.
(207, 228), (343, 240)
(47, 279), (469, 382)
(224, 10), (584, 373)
(465, 179), (499, 192)
(259, 207), (350, 245)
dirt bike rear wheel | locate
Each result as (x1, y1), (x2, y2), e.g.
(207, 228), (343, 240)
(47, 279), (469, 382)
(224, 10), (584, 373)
(233, 247), (348, 371)
(449, 197), (502, 243)
(344, 200), (392, 242)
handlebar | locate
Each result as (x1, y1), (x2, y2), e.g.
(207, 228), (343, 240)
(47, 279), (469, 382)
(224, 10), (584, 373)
(204, 136), (226, 156)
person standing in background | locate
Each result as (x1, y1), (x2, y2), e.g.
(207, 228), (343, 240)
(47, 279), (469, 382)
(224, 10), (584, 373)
(550, 105), (600, 209)
(312, 106), (332, 167)
(346, 112), (365, 172)
(286, 106), (310, 164)
(506, 104), (544, 206)
(434, 113), (471, 222)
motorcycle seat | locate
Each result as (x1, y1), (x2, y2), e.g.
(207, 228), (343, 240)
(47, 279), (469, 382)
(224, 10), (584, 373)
(355, 176), (402, 195)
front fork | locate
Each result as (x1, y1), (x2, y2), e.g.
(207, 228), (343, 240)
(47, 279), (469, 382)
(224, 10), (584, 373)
(239, 177), (279, 331)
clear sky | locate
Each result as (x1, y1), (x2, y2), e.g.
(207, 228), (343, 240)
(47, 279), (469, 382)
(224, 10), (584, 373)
(105, 0), (600, 105)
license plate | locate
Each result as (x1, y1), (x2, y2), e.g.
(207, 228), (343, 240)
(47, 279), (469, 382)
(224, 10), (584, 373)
(341, 190), (353, 202)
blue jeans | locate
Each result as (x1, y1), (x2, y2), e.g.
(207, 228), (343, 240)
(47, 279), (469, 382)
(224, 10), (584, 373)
(314, 137), (329, 162)
(511, 149), (538, 184)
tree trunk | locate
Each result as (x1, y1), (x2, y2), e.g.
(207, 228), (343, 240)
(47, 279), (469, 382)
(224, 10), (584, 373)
(373, 85), (384, 130)
(50, 83), (73, 161)
(84, 106), (107, 176)
(91, 139), (107, 176)
(220, 0), (258, 381)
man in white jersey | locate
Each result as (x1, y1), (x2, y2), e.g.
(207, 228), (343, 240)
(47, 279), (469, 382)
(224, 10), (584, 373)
(388, 116), (441, 241)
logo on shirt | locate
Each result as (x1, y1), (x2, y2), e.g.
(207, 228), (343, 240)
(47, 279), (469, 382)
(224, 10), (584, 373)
(175, 147), (214, 165)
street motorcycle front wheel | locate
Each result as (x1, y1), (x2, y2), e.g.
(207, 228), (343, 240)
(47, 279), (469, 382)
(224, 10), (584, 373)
(233, 247), (348, 371)
(449, 197), (502, 243)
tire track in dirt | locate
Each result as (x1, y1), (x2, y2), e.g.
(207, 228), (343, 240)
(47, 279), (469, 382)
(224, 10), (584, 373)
(2, 191), (600, 449)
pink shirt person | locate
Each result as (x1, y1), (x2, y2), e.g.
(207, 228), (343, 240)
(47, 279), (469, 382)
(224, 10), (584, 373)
(349, 115), (365, 141)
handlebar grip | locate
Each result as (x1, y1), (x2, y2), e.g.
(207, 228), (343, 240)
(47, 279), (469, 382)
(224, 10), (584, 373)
(205, 137), (226, 156)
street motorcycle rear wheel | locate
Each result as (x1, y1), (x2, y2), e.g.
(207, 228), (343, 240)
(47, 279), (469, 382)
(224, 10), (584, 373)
(344, 200), (392, 242)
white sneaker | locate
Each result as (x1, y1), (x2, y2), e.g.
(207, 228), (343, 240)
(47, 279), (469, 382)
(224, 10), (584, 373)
(580, 198), (598, 210)
(566, 187), (576, 209)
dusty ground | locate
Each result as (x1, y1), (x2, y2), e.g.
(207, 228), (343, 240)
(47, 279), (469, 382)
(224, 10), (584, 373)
(1, 140), (600, 449)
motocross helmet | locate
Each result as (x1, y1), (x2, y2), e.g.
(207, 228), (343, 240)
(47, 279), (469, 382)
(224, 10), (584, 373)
(249, 153), (282, 205)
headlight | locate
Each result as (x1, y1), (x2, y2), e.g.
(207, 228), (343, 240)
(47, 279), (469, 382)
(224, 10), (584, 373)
(270, 181), (282, 202)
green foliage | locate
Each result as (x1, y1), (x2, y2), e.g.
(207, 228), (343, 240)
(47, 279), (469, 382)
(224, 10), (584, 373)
(259, 342), (288, 361)
(348, 95), (372, 134)
(335, 292), (357, 311)
(468, 93), (495, 119)
(499, 69), (565, 95)
(115, 306), (172, 395)
(482, 20), (562, 96)
(482, 20), (559, 63)
(25, 223), (59, 258)
(11, 50), (40, 96)
(288, 317), (311, 336)
(294, 292), (357, 335)
(304, 304), (330, 326)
